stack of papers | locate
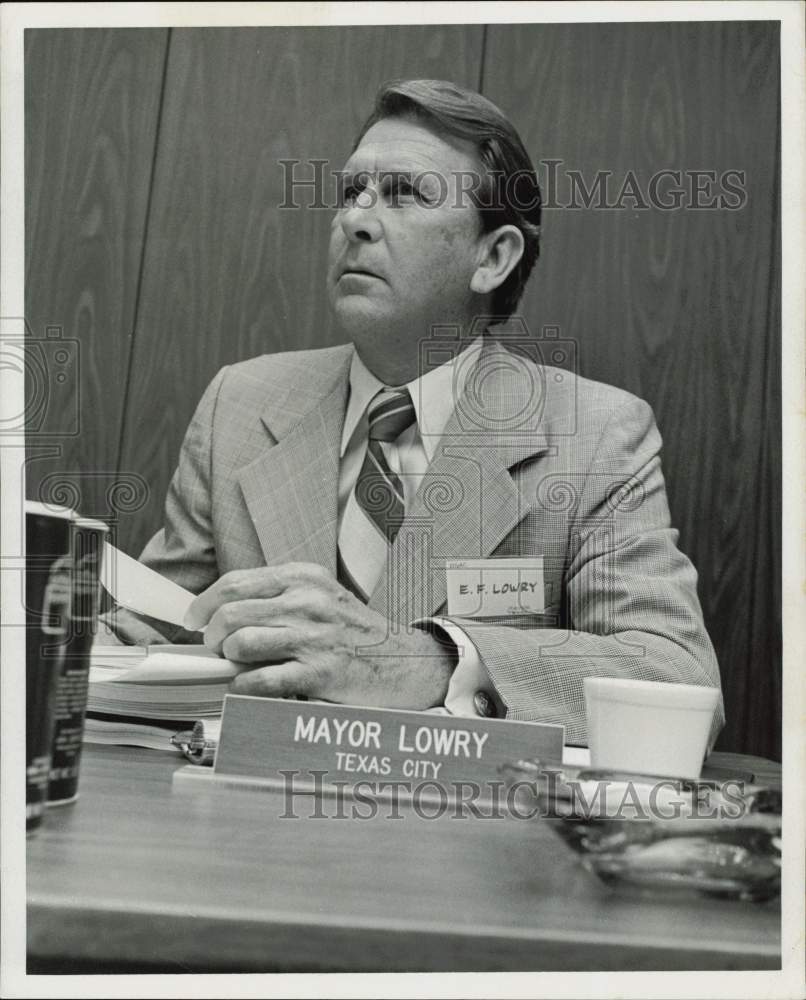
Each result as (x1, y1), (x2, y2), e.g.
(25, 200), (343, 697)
(87, 645), (241, 721)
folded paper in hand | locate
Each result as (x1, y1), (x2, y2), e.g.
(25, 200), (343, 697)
(101, 542), (198, 629)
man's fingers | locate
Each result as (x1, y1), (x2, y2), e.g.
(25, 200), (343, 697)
(219, 625), (296, 663)
(229, 661), (315, 699)
(185, 569), (287, 630)
(184, 563), (335, 630)
(203, 598), (297, 652)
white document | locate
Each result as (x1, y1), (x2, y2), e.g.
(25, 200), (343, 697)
(115, 652), (243, 685)
(89, 645), (242, 685)
(101, 542), (199, 630)
(445, 557), (545, 617)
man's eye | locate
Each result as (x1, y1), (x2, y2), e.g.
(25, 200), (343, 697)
(385, 178), (422, 205)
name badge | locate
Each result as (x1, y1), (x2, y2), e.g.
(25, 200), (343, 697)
(445, 557), (545, 617)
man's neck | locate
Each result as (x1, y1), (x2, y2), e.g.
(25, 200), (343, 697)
(350, 328), (487, 387)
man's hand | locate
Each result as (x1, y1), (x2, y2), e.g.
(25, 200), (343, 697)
(183, 563), (457, 709)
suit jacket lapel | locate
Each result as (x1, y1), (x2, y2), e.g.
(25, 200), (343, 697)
(238, 348), (352, 573)
(368, 340), (551, 621)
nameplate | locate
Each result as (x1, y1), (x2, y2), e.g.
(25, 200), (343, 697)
(445, 557), (545, 617)
(213, 695), (564, 793)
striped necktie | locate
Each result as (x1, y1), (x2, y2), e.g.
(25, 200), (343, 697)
(338, 388), (417, 600)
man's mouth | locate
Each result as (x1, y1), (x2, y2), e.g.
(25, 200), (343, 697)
(340, 266), (383, 280)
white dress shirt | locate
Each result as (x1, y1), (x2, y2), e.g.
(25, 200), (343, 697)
(338, 338), (504, 718)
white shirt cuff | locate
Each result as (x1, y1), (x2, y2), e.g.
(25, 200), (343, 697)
(413, 616), (506, 719)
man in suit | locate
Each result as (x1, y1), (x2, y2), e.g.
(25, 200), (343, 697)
(109, 79), (724, 745)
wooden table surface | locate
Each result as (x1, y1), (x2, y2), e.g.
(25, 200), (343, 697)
(27, 745), (781, 973)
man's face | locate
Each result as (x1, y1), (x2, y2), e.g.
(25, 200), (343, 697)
(327, 117), (486, 347)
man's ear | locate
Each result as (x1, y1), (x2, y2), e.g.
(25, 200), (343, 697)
(470, 225), (525, 296)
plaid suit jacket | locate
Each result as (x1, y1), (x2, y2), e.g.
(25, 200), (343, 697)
(117, 338), (724, 744)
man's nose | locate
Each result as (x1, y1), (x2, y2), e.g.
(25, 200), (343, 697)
(340, 190), (382, 243)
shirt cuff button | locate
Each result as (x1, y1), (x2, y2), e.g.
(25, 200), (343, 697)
(473, 690), (497, 718)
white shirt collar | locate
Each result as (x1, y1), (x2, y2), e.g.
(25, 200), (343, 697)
(340, 336), (484, 462)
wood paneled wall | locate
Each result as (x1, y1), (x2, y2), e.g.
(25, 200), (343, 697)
(24, 28), (168, 529)
(24, 23), (781, 757)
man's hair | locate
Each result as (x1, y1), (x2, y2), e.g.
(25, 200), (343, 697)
(354, 79), (542, 319)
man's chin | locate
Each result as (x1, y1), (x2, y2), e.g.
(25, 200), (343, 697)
(331, 296), (394, 338)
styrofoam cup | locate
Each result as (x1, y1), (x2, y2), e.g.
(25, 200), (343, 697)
(583, 677), (721, 780)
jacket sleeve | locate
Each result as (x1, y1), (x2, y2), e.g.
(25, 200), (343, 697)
(442, 396), (725, 747)
(101, 367), (229, 645)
